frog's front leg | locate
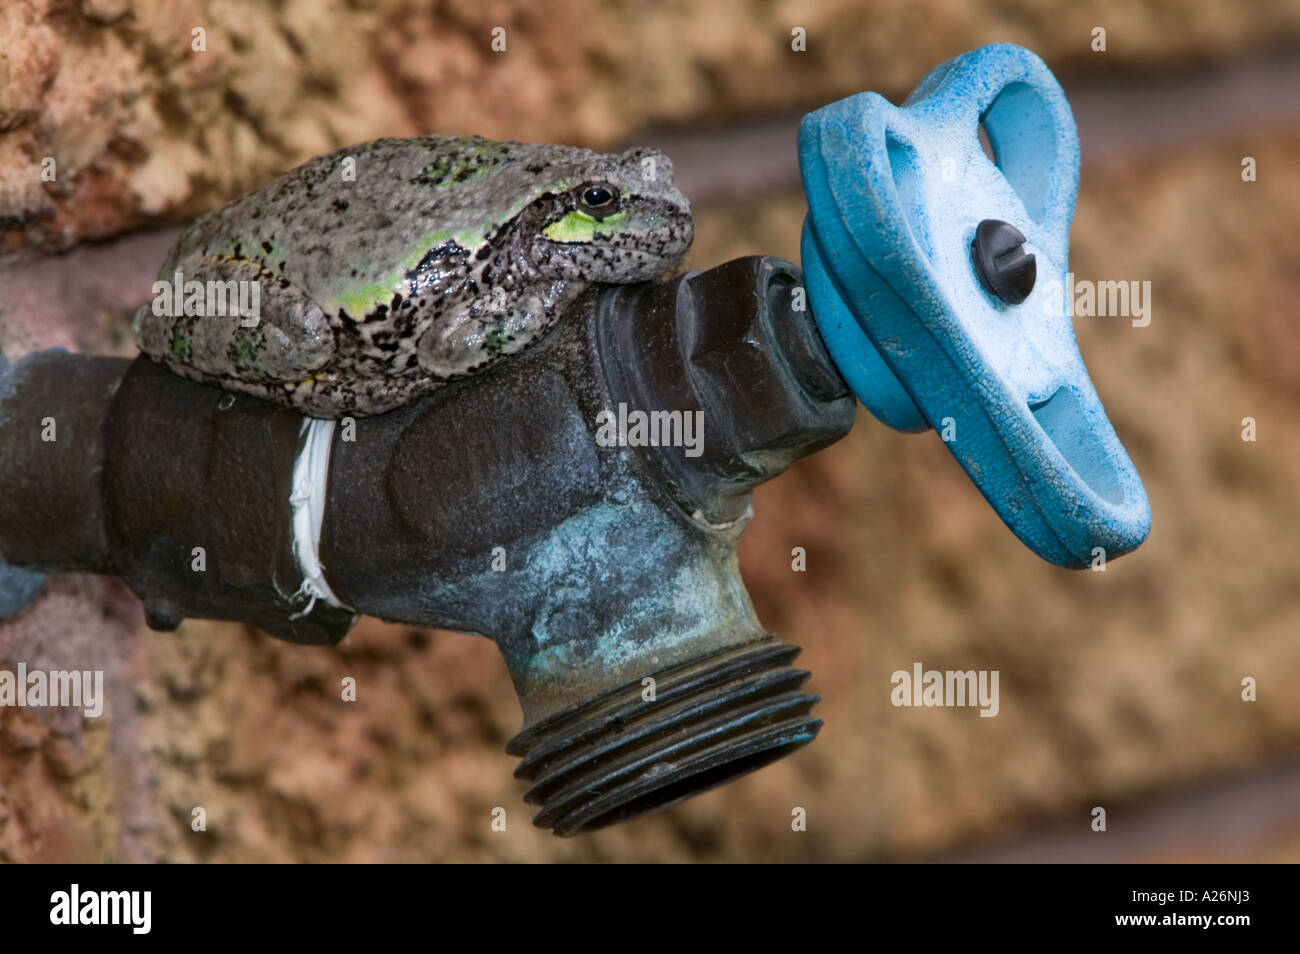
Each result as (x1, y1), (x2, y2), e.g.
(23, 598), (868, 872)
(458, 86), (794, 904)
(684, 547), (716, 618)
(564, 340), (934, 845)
(133, 256), (335, 384)
(416, 282), (572, 379)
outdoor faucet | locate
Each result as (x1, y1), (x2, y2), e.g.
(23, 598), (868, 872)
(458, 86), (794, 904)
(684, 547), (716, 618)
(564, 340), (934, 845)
(0, 43), (1152, 835)
(0, 256), (853, 835)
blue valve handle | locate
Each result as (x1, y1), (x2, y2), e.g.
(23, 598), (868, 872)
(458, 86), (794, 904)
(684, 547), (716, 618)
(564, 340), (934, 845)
(799, 43), (1151, 568)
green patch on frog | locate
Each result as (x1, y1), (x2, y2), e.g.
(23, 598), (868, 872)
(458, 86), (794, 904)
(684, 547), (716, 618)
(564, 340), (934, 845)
(330, 280), (405, 319)
(417, 141), (510, 188)
(227, 325), (265, 374)
(544, 210), (626, 244)
(169, 321), (192, 361)
(484, 329), (514, 354)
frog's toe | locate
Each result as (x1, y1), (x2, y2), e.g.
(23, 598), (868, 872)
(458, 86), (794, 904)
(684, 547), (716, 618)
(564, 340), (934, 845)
(416, 295), (551, 378)
(255, 314), (334, 379)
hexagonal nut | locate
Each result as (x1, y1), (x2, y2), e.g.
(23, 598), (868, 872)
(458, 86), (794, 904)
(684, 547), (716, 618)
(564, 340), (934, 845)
(682, 257), (852, 481)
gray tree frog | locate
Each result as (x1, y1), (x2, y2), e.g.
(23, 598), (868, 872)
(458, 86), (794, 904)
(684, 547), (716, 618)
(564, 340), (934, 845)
(132, 135), (693, 417)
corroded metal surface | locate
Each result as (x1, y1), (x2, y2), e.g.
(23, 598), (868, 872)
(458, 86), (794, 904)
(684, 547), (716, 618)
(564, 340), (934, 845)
(0, 256), (854, 831)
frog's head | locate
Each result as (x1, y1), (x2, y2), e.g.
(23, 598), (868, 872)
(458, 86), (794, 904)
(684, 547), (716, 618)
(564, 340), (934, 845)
(523, 146), (694, 284)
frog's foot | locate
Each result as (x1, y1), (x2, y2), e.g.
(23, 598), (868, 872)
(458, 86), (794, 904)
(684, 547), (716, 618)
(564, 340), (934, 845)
(134, 256), (335, 385)
(280, 369), (445, 418)
(416, 290), (554, 378)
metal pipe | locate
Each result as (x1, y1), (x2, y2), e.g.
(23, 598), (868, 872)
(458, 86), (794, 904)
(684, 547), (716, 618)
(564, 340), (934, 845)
(0, 255), (854, 834)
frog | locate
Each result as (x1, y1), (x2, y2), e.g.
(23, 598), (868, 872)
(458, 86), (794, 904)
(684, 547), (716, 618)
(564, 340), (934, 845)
(132, 134), (694, 417)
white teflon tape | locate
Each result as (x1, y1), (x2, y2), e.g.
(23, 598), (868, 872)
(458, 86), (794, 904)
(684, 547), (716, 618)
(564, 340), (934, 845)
(288, 416), (352, 617)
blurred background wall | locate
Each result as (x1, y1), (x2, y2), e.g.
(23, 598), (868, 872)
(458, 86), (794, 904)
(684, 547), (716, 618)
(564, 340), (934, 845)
(2, 0), (1299, 862)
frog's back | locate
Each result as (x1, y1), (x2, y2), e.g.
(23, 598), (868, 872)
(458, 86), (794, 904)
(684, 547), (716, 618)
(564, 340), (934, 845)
(169, 136), (595, 309)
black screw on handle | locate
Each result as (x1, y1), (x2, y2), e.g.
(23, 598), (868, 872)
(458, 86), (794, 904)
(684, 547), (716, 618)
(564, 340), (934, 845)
(971, 219), (1036, 305)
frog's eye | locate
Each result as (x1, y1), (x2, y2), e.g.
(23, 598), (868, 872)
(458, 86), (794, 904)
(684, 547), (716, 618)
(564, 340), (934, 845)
(577, 182), (619, 217)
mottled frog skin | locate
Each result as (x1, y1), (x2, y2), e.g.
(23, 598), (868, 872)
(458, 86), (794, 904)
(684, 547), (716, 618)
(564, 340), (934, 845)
(133, 135), (693, 417)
